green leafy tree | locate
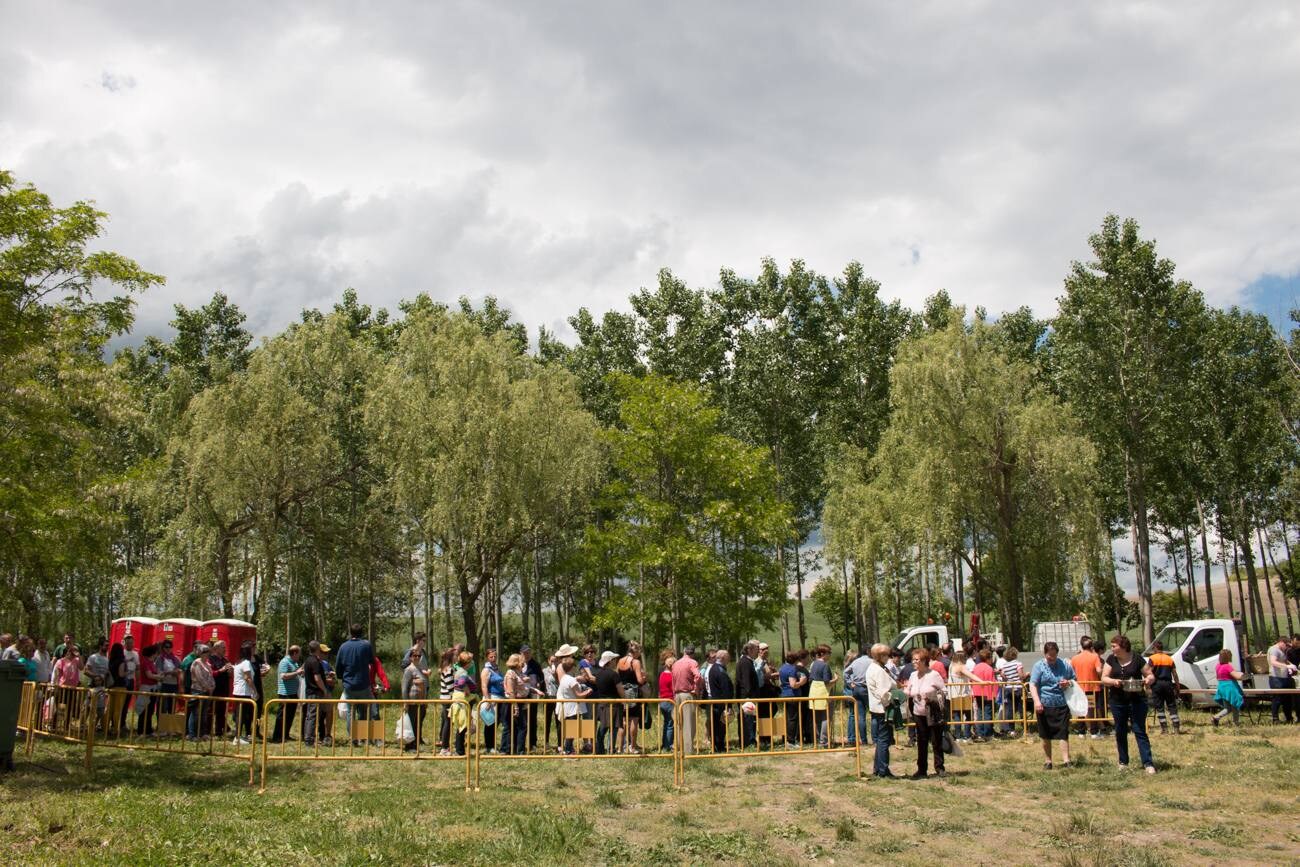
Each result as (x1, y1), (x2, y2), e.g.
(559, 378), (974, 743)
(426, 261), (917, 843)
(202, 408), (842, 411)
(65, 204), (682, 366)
(367, 309), (603, 658)
(828, 316), (1103, 647)
(1052, 215), (1208, 644)
(590, 373), (791, 651)
(0, 170), (162, 633)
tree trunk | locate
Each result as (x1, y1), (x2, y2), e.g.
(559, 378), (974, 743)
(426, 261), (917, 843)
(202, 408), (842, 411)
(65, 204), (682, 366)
(1197, 499), (1215, 617)
(1231, 539), (1252, 645)
(794, 541), (807, 649)
(460, 568), (482, 660)
(1280, 522), (1300, 620)
(1215, 513), (1235, 621)
(1183, 528), (1199, 615)
(1255, 524), (1283, 638)
(1234, 512), (1267, 648)
(1260, 524), (1297, 633)
(1125, 453), (1155, 647)
(216, 533), (235, 618)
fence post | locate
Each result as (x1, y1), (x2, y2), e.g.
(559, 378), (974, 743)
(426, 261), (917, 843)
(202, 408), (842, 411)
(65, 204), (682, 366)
(83, 690), (95, 770)
(471, 699), (480, 792)
(258, 697), (273, 793)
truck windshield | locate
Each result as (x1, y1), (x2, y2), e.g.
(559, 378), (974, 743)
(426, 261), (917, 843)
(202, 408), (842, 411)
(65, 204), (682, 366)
(890, 632), (908, 650)
(1148, 626), (1192, 657)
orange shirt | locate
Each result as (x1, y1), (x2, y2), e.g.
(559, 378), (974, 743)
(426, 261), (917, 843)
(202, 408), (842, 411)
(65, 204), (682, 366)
(1071, 650), (1101, 693)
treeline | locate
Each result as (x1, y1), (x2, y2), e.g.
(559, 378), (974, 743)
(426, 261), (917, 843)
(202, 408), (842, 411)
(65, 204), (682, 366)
(2, 172), (1298, 655)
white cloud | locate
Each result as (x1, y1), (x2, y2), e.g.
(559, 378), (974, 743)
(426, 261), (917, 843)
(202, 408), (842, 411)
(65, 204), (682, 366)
(2, 2), (1299, 341)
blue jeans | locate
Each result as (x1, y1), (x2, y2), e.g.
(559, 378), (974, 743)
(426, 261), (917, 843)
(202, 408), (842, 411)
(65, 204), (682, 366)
(1269, 676), (1296, 722)
(974, 697), (994, 737)
(845, 693), (861, 745)
(870, 712), (893, 776)
(186, 695), (211, 738)
(951, 708), (970, 740)
(1112, 699), (1153, 768)
(343, 688), (376, 738)
(660, 702), (674, 751)
(741, 707), (757, 748)
(854, 695), (870, 746)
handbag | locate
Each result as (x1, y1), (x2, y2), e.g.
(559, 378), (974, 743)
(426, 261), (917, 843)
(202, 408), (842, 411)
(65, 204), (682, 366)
(941, 728), (955, 754)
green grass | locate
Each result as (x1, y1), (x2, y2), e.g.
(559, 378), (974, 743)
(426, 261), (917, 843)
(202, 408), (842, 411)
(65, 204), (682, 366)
(3, 718), (1298, 865)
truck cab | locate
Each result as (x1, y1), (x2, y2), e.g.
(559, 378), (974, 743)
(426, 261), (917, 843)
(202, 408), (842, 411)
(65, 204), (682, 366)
(890, 625), (950, 657)
(1146, 618), (1251, 704)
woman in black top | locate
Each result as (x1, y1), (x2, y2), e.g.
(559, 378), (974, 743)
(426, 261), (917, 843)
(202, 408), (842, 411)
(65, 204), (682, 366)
(1099, 635), (1156, 774)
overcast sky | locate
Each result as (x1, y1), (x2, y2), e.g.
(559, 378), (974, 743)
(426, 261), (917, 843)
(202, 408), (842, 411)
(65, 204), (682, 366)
(3, 2), (1299, 345)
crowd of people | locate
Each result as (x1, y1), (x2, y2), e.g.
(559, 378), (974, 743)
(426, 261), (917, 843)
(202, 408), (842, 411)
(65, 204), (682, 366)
(6, 625), (1297, 779)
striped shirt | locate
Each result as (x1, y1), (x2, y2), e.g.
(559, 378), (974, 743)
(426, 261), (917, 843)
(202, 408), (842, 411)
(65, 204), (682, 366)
(998, 659), (1024, 690)
(439, 667), (454, 700)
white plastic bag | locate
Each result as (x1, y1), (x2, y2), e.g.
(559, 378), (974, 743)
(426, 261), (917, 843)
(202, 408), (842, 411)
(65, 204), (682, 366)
(1064, 683), (1088, 718)
(396, 714), (415, 745)
(337, 699), (350, 722)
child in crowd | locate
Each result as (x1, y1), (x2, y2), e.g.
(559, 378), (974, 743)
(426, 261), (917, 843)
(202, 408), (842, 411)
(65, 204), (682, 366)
(1211, 649), (1246, 726)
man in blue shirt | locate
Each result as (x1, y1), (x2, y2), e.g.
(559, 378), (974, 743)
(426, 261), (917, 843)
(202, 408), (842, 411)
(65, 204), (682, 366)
(335, 624), (376, 745)
(270, 645), (303, 743)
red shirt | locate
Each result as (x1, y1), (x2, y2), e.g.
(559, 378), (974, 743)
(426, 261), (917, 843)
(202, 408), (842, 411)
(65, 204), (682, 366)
(658, 670), (673, 700)
(970, 662), (998, 700)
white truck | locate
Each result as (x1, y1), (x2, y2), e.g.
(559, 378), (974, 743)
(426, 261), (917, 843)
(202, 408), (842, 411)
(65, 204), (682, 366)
(892, 617), (1272, 708)
(1145, 618), (1270, 705)
(890, 619), (1094, 673)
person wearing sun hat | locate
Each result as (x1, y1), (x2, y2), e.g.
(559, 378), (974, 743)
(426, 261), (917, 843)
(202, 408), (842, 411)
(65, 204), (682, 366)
(554, 645), (591, 754)
(591, 650), (622, 754)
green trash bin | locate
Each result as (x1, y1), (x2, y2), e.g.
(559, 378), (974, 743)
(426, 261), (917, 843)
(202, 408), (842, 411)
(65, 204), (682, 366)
(0, 659), (28, 770)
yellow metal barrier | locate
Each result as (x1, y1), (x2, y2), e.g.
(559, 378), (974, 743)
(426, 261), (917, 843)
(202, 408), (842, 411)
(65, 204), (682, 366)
(22, 683), (95, 769)
(472, 697), (673, 790)
(674, 696), (863, 785)
(911, 678), (1114, 740)
(91, 688), (260, 784)
(259, 697), (473, 792)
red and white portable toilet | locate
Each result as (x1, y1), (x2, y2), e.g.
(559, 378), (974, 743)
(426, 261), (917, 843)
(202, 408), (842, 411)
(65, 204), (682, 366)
(200, 619), (258, 655)
(156, 618), (203, 653)
(110, 616), (159, 649)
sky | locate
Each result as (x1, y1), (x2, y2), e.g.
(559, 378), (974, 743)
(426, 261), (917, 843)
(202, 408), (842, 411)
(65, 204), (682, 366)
(4, 2), (1299, 345)
(4, 3), (1299, 595)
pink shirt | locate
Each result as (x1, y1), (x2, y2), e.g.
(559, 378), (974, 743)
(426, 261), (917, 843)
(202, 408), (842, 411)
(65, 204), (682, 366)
(1215, 663), (1235, 681)
(970, 662), (998, 700)
(906, 670), (948, 718)
(54, 657), (82, 687)
(670, 656), (702, 696)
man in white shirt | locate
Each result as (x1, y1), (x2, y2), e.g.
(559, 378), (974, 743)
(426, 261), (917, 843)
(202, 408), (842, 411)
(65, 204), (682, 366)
(865, 643), (899, 779)
(1268, 636), (1296, 724)
(31, 638), (53, 684)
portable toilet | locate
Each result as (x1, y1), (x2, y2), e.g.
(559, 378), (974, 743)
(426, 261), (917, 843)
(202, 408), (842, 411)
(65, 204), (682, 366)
(109, 617), (159, 649)
(156, 618), (203, 654)
(200, 619), (258, 655)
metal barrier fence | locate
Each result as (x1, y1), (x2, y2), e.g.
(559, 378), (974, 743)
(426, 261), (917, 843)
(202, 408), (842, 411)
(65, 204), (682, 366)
(94, 688), (259, 783)
(936, 679), (1111, 738)
(22, 682), (95, 768)
(259, 697), (473, 791)
(472, 697), (673, 790)
(674, 696), (863, 784)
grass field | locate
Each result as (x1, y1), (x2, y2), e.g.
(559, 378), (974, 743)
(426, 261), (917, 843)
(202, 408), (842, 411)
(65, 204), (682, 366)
(3, 712), (1298, 866)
